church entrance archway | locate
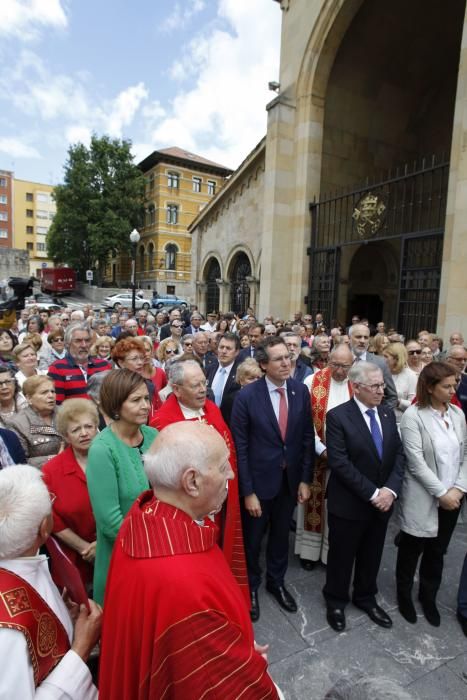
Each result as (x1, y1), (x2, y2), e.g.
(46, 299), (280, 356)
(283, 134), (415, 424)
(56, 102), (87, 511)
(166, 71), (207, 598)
(307, 0), (465, 335)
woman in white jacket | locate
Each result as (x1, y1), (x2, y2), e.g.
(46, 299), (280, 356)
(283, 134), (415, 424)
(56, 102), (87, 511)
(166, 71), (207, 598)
(396, 362), (467, 626)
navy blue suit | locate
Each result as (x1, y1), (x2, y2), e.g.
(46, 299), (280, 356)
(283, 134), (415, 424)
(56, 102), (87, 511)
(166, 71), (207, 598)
(323, 398), (405, 608)
(231, 377), (314, 590)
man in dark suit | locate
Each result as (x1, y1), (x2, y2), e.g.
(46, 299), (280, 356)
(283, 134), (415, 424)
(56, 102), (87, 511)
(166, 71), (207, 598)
(193, 332), (216, 371)
(323, 361), (405, 633)
(183, 311), (205, 336)
(160, 308), (182, 341)
(206, 332), (241, 426)
(231, 337), (314, 621)
(350, 323), (398, 409)
(237, 323), (265, 361)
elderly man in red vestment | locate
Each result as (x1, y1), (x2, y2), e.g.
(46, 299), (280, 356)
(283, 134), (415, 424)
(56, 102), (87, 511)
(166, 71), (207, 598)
(150, 359), (249, 605)
(99, 422), (281, 700)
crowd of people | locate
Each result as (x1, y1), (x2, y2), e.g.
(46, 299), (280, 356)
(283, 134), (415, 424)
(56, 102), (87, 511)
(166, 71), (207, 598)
(0, 299), (466, 698)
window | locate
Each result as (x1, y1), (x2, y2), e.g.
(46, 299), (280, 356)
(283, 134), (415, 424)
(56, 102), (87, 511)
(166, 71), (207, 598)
(49, 212), (55, 220)
(147, 204), (155, 226)
(148, 242), (154, 270)
(37, 243), (46, 252)
(167, 172), (179, 189)
(26, 209), (33, 218)
(148, 173), (154, 191)
(0, 229), (7, 239)
(166, 204), (178, 224)
(37, 210), (48, 219)
(36, 226), (48, 235)
(208, 180), (216, 196)
(0, 178), (6, 188)
(165, 244), (178, 270)
(0, 212), (7, 221)
(37, 193), (49, 203)
(167, 285), (175, 294)
(26, 242), (33, 251)
(26, 192), (33, 201)
(26, 226), (34, 234)
(192, 177), (202, 193)
(0, 195), (7, 204)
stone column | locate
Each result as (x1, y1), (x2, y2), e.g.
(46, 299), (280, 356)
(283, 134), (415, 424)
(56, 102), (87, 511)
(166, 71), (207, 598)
(216, 279), (231, 312)
(196, 282), (207, 315)
(438, 8), (467, 341)
(246, 276), (260, 315)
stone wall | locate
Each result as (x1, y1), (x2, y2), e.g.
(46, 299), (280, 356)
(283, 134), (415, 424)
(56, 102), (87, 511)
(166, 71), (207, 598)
(0, 248), (30, 279)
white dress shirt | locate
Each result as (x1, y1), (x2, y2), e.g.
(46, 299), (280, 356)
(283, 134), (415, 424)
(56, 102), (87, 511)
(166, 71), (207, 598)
(430, 406), (462, 492)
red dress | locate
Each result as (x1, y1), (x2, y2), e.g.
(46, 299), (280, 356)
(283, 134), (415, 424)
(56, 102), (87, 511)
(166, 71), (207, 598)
(42, 446), (96, 587)
(150, 394), (250, 606)
(99, 493), (278, 700)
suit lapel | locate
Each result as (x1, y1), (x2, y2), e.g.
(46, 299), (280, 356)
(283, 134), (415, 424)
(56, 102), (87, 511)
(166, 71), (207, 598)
(348, 399), (381, 461)
(377, 405), (393, 462)
(260, 378), (283, 441)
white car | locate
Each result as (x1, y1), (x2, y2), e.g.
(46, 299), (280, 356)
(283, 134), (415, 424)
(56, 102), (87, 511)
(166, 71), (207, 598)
(102, 292), (151, 310)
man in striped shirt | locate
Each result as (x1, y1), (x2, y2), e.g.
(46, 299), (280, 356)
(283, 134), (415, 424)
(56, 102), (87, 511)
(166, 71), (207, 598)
(48, 323), (112, 404)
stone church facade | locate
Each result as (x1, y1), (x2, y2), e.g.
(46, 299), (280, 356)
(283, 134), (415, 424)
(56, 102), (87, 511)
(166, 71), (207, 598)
(191, 0), (467, 340)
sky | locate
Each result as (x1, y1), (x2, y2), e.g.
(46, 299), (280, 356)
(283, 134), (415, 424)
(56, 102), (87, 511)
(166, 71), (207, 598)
(0, 0), (282, 184)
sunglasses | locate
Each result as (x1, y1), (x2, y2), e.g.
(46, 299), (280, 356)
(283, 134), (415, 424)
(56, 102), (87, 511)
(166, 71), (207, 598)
(165, 349), (176, 354)
(408, 349), (422, 355)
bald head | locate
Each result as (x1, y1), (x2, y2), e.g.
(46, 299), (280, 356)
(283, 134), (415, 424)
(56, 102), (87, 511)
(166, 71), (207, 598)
(328, 345), (354, 382)
(143, 423), (233, 520)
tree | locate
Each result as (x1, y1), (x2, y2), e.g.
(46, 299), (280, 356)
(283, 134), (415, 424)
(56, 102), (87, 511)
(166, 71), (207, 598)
(47, 135), (145, 282)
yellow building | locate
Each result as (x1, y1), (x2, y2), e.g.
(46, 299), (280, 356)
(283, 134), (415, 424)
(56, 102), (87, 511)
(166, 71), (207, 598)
(13, 178), (56, 277)
(105, 147), (232, 300)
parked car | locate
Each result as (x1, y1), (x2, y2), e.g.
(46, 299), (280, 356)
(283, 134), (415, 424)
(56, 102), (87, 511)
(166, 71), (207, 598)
(25, 294), (67, 312)
(102, 292), (151, 310)
(151, 293), (188, 310)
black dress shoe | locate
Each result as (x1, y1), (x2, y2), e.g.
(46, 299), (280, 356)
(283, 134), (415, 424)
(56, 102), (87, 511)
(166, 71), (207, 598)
(354, 603), (392, 628)
(327, 607), (346, 632)
(457, 611), (467, 636)
(419, 599), (440, 627)
(266, 583), (297, 612)
(397, 593), (417, 624)
(300, 558), (316, 571)
(250, 590), (260, 622)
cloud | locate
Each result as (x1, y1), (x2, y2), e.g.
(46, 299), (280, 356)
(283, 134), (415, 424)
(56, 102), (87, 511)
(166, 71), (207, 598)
(160, 0), (206, 33)
(0, 137), (41, 159)
(2, 0), (68, 40)
(65, 126), (92, 147)
(148, 0), (281, 169)
(104, 83), (149, 138)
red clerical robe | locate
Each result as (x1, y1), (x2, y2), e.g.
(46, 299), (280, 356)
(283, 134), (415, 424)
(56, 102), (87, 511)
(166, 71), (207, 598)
(99, 493), (278, 700)
(150, 394), (249, 606)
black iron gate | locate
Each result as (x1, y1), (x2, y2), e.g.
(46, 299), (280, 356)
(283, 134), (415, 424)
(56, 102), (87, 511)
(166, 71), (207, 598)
(307, 157), (449, 337)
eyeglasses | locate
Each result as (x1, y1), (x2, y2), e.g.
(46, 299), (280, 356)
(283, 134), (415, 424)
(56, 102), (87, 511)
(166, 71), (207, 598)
(0, 379), (14, 387)
(125, 355), (143, 362)
(329, 362), (353, 370)
(359, 382), (386, 392)
(407, 349), (422, 355)
(51, 338), (64, 343)
(171, 324), (182, 328)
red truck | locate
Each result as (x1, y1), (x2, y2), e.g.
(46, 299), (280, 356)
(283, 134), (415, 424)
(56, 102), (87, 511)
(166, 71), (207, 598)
(40, 268), (77, 295)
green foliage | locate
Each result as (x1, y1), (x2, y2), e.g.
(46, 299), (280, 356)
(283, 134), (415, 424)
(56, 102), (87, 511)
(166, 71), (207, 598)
(47, 135), (145, 280)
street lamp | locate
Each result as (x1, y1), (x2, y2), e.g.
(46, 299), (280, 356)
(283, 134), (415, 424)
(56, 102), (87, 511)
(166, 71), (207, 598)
(129, 228), (140, 316)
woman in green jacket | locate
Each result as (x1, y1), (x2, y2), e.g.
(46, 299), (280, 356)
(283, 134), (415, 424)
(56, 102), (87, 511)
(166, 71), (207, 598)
(87, 369), (158, 604)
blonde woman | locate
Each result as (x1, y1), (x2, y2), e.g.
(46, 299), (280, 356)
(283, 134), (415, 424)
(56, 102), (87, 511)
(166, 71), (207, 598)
(383, 342), (417, 423)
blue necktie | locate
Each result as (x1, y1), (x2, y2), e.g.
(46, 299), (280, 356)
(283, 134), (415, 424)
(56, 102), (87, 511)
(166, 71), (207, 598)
(366, 408), (383, 459)
(213, 367), (226, 406)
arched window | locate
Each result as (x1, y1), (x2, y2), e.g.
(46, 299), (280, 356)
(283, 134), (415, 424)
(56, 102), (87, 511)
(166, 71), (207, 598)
(139, 244), (145, 272)
(165, 243), (178, 271)
(148, 242), (154, 271)
(230, 253), (251, 314)
(147, 204), (155, 226)
(205, 258), (220, 313)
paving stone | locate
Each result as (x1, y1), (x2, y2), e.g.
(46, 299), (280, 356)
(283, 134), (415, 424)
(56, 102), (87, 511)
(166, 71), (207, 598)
(407, 665), (467, 699)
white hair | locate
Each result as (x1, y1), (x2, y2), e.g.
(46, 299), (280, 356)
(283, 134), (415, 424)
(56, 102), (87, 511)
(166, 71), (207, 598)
(144, 422), (220, 489)
(0, 465), (51, 559)
(347, 361), (381, 384)
(70, 309), (85, 321)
